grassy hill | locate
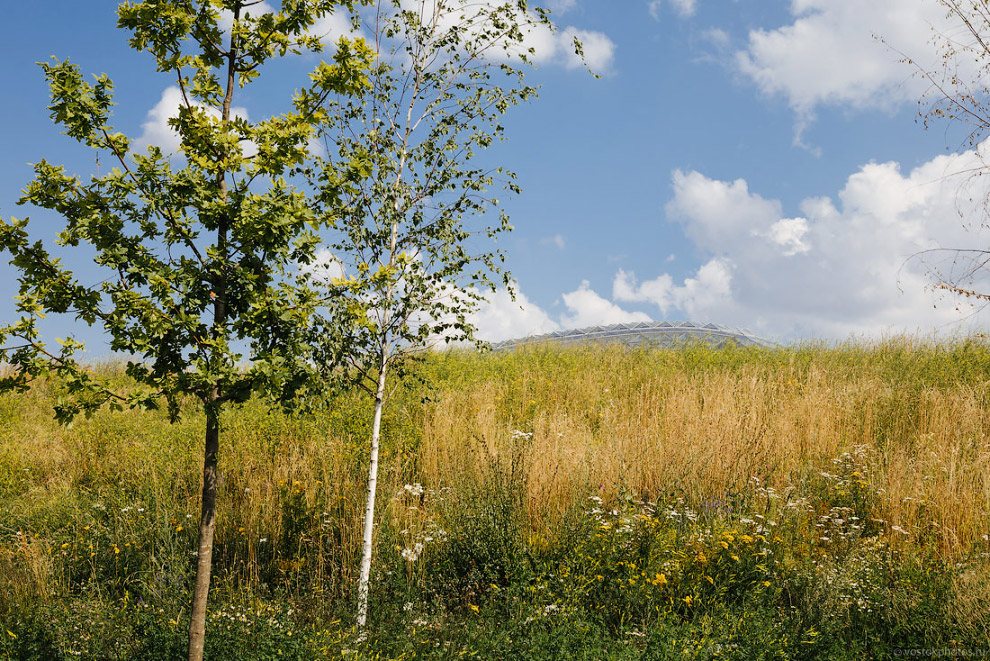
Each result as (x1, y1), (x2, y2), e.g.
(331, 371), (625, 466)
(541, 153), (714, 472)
(1, 340), (989, 658)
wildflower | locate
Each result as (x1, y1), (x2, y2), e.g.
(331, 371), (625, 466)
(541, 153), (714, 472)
(401, 543), (423, 562)
(403, 483), (424, 497)
(682, 595), (692, 605)
(469, 604), (479, 613)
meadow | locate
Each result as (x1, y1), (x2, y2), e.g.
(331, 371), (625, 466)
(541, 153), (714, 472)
(1, 339), (989, 659)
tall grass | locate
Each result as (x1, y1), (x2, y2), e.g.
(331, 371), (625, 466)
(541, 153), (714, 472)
(1, 338), (989, 658)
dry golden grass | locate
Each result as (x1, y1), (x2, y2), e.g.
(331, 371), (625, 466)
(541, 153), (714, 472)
(2, 338), (988, 592)
(416, 342), (990, 557)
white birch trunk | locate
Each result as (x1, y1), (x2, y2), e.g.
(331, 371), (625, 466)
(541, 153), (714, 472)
(356, 353), (389, 629)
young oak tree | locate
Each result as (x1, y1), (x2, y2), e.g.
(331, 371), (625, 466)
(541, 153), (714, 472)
(0, 2), (374, 659)
(303, 0), (577, 629)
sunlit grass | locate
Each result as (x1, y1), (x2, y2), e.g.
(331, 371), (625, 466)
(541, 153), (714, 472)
(1, 338), (989, 658)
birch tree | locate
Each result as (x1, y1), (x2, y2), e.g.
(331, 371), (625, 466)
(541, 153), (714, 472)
(0, 2), (373, 659)
(304, 0), (575, 630)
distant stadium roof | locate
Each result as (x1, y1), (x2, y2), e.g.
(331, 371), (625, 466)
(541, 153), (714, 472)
(492, 321), (774, 351)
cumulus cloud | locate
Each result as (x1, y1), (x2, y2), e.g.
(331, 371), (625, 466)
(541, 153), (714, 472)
(311, 10), (366, 47)
(547, 0), (577, 15)
(470, 286), (560, 342)
(470, 279), (653, 343)
(733, 0), (953, 141)
(302, 248), (347, 285)
(649, 0), (696, 20)
(559, 280), (652, 328)
(614, 259), (733, 319)
(559, 26), (616, 72)
(390, 0), (615, 73)
(638, 145), (990, 338)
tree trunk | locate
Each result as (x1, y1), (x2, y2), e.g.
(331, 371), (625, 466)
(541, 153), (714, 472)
(356, 356), (389, 630)
(187, 407), (220, 661)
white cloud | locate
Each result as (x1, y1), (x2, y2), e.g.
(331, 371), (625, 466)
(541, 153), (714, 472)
(548, 0), (577, 15)
(471, 279), (654, 343)
(135, 87), (187, 154)
(763, 217), (811, 256)
(614, 259), (733, 318)
(217, 2), (275, 34)
(560, 26), (616, 72)
(391, 0), (615, 73)
(559, 280), (652, 328)
(645, 145), (990, 338)
(541, 234), (566, 250)
(649, 0), (696, 20)
(733, 0), (949, 127)
(311, 9), (365, 47)
(665, 169), (781, 253)
(701, 27), (730, 51)
(470, 286), (560, 342)
(302, 248), (346, 285)
(135, 87), (250, 155)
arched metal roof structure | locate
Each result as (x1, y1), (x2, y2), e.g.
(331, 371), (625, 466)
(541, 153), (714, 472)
(492, 321), (774, 351)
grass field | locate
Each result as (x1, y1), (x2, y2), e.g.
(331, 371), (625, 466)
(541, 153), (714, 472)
(1, 339), (989, 659)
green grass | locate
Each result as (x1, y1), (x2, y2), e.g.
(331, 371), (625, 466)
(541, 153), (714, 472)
(1, 339), (989, 659)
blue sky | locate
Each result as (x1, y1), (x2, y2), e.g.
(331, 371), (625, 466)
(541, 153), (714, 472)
(3, 0), (990, 354)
